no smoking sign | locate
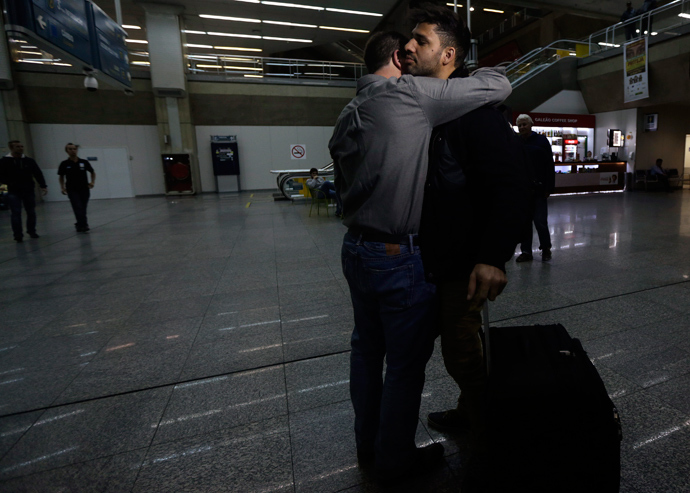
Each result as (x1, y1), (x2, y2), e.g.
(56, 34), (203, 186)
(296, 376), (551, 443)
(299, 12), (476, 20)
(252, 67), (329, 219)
(290, 144), (306, 160)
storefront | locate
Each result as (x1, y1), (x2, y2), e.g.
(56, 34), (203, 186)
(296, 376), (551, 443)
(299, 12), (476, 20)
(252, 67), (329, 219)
(514, 112), (626, 194)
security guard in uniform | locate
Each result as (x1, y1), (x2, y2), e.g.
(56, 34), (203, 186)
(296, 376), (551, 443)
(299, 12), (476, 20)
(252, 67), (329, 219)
(58, 143), (96, 233)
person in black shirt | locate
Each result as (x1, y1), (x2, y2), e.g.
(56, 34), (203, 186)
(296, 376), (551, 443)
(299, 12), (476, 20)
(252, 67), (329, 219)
(0, 140), (48, 242)
(58, 143), (96, 233)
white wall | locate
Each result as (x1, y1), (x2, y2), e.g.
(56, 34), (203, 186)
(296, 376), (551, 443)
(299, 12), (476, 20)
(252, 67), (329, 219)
(29, 124), (165, 197)
(195, 126), (334, 191)
(532, 90), (590, 114)
(592, 109), (638, 172)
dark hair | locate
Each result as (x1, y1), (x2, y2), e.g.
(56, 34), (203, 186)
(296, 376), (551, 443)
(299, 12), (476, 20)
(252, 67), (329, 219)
(309, 168), (318, 174)
(409, 3), (471, 68)
(8, 140), (20, 148)
(656, 158), (663, 164)
(65, 142), (79, 152)
(364, 31), (408, 73)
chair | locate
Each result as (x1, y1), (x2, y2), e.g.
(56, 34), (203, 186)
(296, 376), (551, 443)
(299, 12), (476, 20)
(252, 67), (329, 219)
(666, 169), (680, 189)
(645, 170), (658, 191)
(308, 187), (330, 217)
(634, 170), (647, 190)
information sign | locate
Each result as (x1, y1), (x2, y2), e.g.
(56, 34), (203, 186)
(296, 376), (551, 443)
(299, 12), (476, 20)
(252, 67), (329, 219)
(211, 136), (240, 176)
(89, 2), (131, 86)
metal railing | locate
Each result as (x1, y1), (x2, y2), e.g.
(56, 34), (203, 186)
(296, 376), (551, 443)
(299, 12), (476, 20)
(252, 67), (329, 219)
(504, 0), (690, 88)
(588, 0), (690, 54)
(185, 53), (365, 84)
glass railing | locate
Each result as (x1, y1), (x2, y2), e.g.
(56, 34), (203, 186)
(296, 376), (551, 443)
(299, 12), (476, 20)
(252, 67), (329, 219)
(504, 40), (588, 87)
(185, 54), (365, 84)
(505, 0), (690, 88)
(588, 0), (690, 54)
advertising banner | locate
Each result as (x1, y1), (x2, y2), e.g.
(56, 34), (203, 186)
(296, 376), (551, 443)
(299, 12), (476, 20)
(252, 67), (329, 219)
(624, 37), (649, 103)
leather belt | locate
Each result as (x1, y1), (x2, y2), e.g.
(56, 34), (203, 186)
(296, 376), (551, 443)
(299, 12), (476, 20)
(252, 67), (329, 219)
(348, 228), (420, 246)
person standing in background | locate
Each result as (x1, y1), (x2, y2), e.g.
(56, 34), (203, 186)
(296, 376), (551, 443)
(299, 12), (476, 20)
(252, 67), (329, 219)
(515, 114), (555, 263)
(621, 2), (637, 41)
(58, 143), (96, 233)
(0, 140), (47, 242)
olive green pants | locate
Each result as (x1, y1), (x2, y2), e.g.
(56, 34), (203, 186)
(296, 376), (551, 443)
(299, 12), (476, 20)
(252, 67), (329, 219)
(438, 279), (487, 452)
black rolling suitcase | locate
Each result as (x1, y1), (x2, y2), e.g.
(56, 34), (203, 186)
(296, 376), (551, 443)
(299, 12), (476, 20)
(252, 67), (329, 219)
(482, 306), (622, 493)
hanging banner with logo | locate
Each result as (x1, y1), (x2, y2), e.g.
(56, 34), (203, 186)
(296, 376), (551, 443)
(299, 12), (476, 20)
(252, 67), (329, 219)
(624, 37), (649, 103)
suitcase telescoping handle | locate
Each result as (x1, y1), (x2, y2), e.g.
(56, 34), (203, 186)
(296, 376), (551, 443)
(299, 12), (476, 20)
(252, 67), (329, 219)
(482, 303), (492, 375)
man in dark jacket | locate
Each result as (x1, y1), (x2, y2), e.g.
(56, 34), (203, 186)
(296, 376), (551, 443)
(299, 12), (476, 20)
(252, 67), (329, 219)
(59, 143), (96, 233)
(515, 114), (555, 262)
(0, 140), (47, 242)
(407, 8), (528, 477)
(621, 2), (637, 41)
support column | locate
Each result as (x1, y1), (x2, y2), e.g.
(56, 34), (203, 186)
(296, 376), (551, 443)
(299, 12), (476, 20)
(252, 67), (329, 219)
(139, 2), (201, 193)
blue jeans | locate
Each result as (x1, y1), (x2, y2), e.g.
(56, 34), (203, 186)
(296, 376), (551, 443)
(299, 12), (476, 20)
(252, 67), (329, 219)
(319, 181), (342, 214)
(341, 232), (437, 471)
(521, 195), (551, 253)
(7, 190), (37, 239)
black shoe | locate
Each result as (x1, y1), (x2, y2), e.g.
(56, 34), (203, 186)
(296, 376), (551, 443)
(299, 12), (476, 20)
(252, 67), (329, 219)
(427, 409), (470, 433)
(515, 253), (533, 263)
(357, 447), (375, 469)
(14, 237), (23, 243)
(542, 249), (552, 261)
(28, 233), (39, 239)
(376, 443), (445, 481)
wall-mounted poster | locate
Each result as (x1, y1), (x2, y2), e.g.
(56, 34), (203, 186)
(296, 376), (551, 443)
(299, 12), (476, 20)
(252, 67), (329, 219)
(645, 113), (658, 131)
(624, 37), (649, 103)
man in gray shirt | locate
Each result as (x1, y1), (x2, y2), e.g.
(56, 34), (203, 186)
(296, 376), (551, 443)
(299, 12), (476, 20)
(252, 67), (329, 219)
(329, 23), (511, 479)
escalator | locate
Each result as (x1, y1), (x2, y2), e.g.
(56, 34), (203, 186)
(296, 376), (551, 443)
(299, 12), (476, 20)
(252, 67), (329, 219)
(270, 162), (335, 201)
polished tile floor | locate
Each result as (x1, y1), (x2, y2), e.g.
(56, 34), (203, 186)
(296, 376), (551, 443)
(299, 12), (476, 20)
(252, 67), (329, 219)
(1, 189), (689, 492)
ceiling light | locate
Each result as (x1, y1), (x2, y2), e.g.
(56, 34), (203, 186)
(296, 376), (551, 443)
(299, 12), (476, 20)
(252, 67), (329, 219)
(214, 46), (263, 52)
(470, 7), (474, 11)
(125, 39), (148, 44)
(319, 26), (369, 33)
(200, 14), (261, 23)
(52, 62), (72, 66)
(445, 3), (464, 6)
(220, 57), (257, 62)
(187, 55), (218, 60)
(651, 32), (658, 35)
(130, 52), (150, 57)
(261, 2), (323, 11)
(182, 30), (206, 35)
(207, 32), (262, 39)
(10, 39), (27, 43)
(232, 0), (260, 3)
(19, 60), (43, 64)
(17, 51), (43, 55)
(304, 72), (339, 76)
(197, 64), (223, 69)
(325, 8), (382, 17)
(265, 72), (298, 76)
(265, 62), (305, 66)
(131, 61), (151, 65)
(307, 63), (345, 67)
(484, 8), (504, 13)
(262, 36), (312, 42)
(263, 20), (317, 28)
(598, 42), (620, 47)
(122, 24), (141, 29)
(186, 43), (213, 48)
(244, 74), (264, 78)
(679, 13), (690, 19)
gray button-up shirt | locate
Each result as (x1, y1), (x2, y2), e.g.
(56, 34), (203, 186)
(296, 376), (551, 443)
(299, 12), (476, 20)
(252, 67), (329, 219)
(329, 68), (511, 236)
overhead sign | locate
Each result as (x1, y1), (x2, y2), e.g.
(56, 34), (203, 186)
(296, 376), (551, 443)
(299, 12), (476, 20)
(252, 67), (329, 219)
(4, 0), (132, 89)
(624, 38), (649, 103)
(89, 2), (130, 86)
(514, 112), (596, 128)
(5, 0), (93, 65)
(290, 144), (307, 160)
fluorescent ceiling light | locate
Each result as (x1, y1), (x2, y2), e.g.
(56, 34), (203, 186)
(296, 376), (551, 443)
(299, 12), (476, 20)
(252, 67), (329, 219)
(263, 20), (317, 28)
(470, 7), (474, 11)
(220, 57), (256, 61)
(233, 0), (260, 3)
(197, 64), (223, 69)
(214, 46), (263, 52)
(244, 74), (264, 78)
(484, 8), (504, 13)
(319, 26), (369, 33)
(262, 36), (312, 42)
(17, 51), (43, 55)
(207, 32), (262, 39)
(679, 13), (690, 19)
(19, 60), (43, 64)
(122, 24), (141, 29)
(200, 14), (261, 23)
(325, 8), (382, 17)
(261, 2), (323, 11)
(52, 62), (72, 66)
(598, 42), (620, 47)
(182, 30), (206, 35)
(265, 62), (306, 66)
(10, 39), (27, 43)
(125, 39), (148, 44)
(446, 3), (464, 6)
(187, 55), (218, 60)
(130, 52), (150, 57)
(131, 61), (150, 65)
(186, 43), (213, 48)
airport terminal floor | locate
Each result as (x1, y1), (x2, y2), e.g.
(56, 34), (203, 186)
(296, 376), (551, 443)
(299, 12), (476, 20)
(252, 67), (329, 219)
(0, 189), (689, 492)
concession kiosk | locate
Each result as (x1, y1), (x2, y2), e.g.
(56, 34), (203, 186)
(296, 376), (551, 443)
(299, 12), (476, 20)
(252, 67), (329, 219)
(514, 112), (626, 194)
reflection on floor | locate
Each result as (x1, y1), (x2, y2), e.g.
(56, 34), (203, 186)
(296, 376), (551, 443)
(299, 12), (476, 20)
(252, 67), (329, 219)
(1, 191), (690, 492)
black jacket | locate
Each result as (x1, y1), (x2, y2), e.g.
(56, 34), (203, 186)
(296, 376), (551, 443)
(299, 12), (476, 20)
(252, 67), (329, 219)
(420, 106), (531, 282)
(522, 131), (555, 194)
(0, 155), (47, 194)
